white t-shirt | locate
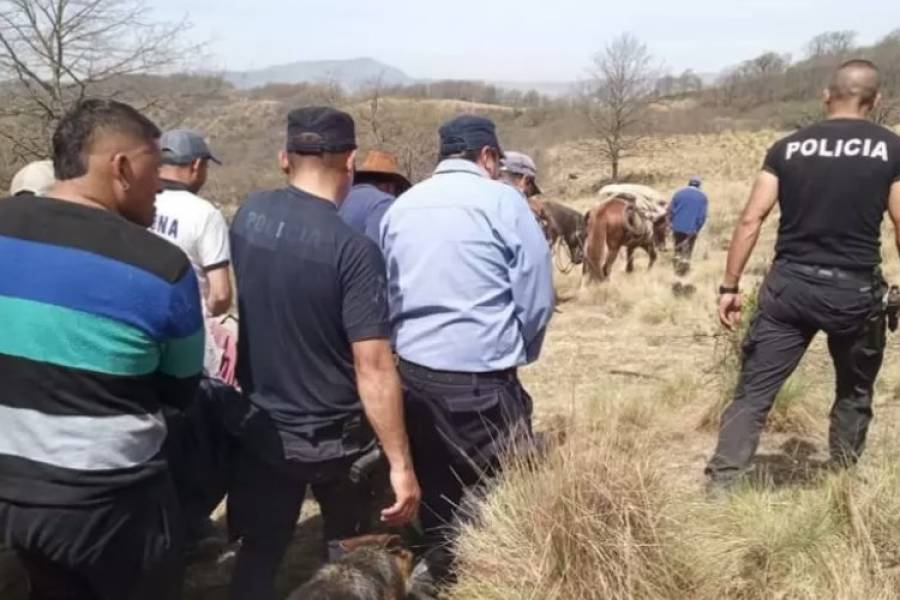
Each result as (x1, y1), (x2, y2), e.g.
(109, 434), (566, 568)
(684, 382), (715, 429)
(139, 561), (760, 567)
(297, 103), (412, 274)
(151, 182), (231, 305)
(152, 182), (232, 376)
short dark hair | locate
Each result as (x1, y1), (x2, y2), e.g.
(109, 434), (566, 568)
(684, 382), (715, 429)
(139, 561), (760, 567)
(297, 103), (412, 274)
(440, 147), (501, 163)
(52, 99), (161, 181)
(839, 58), (878, 72)
(828, 59), (881, 107)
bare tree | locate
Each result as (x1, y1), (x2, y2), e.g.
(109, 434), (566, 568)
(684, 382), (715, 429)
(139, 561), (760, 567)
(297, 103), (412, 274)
(581, 34), (657, 182)
(0, 0), (198, 158)
(873, 97), (900, 126)
(352, 76), (437, 184)
(806, 30), (857, 60)
(358, 73), (388, 146)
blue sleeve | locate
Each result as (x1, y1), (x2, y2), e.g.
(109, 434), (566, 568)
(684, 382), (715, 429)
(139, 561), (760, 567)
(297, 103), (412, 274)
(697, 196), (708, 230)
(159, 268), (204, 410)
(364, 197), (394, 245)
(496, 189), (555, 363)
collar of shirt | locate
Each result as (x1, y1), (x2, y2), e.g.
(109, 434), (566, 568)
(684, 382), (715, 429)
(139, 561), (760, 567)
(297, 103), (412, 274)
(286, 184), (338, 212)
(433, 158), (490, 179)
(160, 178), (190, 192)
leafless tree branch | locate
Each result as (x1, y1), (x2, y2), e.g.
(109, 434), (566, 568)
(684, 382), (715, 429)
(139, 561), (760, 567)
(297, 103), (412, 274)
(0, 0), (201, 158)
(579, 33), (658, 182)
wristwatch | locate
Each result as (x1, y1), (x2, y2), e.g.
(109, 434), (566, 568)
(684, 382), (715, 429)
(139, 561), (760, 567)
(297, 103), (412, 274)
(718, 285), (740, 295)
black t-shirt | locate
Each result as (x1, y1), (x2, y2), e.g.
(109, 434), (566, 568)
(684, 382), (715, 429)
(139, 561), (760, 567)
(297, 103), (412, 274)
(763, 118), (900, 269)
(230, 186), (389, 461)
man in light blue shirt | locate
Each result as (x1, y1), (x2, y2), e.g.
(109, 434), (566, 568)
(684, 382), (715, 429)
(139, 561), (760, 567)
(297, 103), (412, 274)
(380, 115), (553, 589)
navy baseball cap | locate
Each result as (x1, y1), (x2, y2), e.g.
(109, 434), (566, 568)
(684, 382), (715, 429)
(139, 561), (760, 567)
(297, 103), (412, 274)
(160, 129), (221, 166)
(439, 115), (504, 158)
(689, 176), (702, 187)
(286, 107), (357, 154)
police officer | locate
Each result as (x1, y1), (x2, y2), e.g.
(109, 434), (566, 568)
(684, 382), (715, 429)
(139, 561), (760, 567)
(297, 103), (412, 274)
(228, 107), (420, 600)
(707, 59), (900, 486)
(380, 115), (554, 586)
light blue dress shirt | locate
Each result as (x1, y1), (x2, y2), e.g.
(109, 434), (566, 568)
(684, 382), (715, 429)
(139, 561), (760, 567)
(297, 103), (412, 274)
(380, 159), (554, 372)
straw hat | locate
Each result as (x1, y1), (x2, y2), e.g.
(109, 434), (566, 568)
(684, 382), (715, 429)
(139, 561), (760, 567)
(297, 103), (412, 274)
(354, 150), (411, 194)
(9, 160), (55, 196)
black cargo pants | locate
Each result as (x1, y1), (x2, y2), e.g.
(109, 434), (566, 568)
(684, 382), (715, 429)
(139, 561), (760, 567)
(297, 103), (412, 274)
(399, 359), (535, 583)
(225, 402), (378, 600)
(706, 260), (887, 481)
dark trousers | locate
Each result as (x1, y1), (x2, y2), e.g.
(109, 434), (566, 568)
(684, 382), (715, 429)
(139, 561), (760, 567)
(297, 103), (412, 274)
(226, 449), (372, 600)
(706, 261), (886, 481)
(673, 232), (697, 275)
(0, 543), (28, 600)
(165, 377), (241, 541)
(0, 480), (183, 600)
(399, 360), (534, 582)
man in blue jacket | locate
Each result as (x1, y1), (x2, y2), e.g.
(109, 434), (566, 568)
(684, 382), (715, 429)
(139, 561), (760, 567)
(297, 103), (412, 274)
(339, 150), (411, 242)
(669, 177), (708, 275)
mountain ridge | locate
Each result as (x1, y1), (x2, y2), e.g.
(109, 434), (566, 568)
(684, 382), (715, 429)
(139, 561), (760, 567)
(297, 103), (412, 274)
(223, 57), (574, 96)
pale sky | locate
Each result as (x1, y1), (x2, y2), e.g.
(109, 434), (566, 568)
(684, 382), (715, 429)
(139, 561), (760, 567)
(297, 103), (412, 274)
(154, 0), (900, 82)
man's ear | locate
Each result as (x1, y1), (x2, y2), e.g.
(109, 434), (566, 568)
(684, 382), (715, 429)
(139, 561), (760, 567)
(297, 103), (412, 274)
(346, 149), (357, 173)
(873, 92), (883, 111)
(479, 146), (492, 166)
(112, 153), (132, 192)
(191, 157), (204, 175)
(822, 88), (832, 106)
(278, 150), (290, 175)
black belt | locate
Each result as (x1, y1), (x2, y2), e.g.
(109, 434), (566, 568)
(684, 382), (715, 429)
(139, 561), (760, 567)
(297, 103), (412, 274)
(777, 260), (877, 284)
(398, 358), (517, 385)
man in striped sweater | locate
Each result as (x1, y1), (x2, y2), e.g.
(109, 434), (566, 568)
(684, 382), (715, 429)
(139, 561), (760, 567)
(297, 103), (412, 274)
(0, 100), (204, 599)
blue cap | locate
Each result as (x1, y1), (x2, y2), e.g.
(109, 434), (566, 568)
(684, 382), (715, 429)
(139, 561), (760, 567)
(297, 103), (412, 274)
(439, 115), (503, 158)
(286, 107), (357, 154)
(160, 129), (221, 166)
(689, 177), (702, 187)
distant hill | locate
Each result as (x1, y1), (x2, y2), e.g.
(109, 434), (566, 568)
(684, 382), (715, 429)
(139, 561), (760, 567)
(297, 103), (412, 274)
(224, 57), (414, 91)
(488, 80), (575, 97)
(223, 57), (575, 97)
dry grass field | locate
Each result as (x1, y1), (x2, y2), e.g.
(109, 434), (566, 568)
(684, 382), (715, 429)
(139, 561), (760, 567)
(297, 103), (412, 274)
(185, 127), (900, 599)
(451, 128), (900, 600)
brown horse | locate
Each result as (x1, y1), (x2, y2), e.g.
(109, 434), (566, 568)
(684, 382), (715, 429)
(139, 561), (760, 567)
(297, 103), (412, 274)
(543, 200), (586, 266)
(583, 196), (665, 283)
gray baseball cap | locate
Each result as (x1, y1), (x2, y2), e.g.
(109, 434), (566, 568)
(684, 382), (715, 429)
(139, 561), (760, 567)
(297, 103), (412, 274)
(160, 129), (221, 166)
(501, 151), (541, 195)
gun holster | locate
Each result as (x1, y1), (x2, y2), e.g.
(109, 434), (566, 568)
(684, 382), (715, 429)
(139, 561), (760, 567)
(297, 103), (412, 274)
(885, 285), (900, 332)
(348, 445), (385, 485)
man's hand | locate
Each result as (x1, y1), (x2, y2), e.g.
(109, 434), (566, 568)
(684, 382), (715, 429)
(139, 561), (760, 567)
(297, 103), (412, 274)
(380, 466), (421, 526)
(718, 293), (742, 331)
(719, 170), (777, 329)
(352, 338), (420, 526)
